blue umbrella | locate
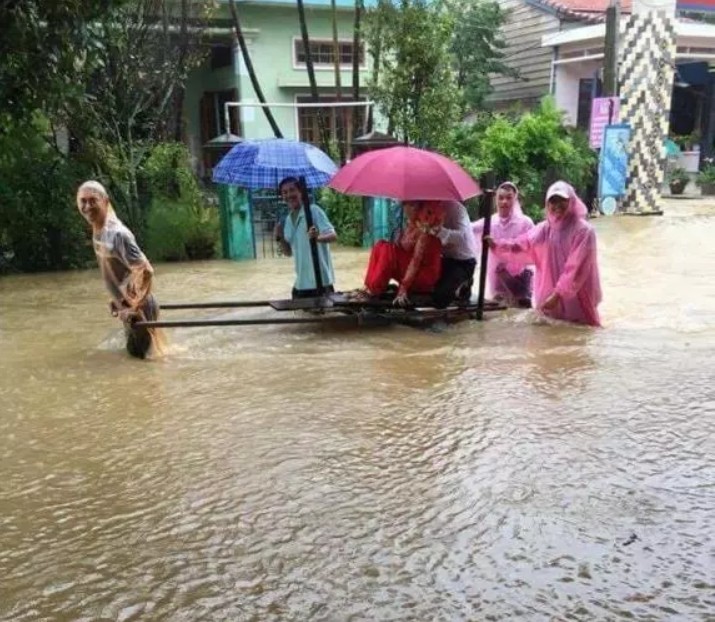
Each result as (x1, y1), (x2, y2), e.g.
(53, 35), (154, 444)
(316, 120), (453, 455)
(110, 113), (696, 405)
(213, 138), (335, 297)
(212, 138), (338, 189)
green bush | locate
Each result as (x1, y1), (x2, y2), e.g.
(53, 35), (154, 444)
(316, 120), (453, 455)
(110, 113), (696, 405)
(319, 188), (364, 247)
(144, 198), (219, 262)
(0, 118), (94, 272)
(141, 142), (202, 202)
(444, 98), (597, 223)
(141, 143), (219, 261)
(696, 162), (715, 186)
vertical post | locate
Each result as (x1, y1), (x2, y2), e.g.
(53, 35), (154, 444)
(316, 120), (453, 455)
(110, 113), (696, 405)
(248, 190), (257, 260)
(224, 103), (232, 142)
(218, 184), (232, 259)
(620, 0), (677, 213)
(599, 1), (618, 211)
(476, 172), (495, 322)
(549, 46), (559, 95)
(603, 0), (620, 98)
(298, 176), (325, 295)
(700, 71), (715, 166)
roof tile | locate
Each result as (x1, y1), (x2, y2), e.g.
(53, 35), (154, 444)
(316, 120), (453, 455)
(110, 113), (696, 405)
(537, 0), (632, 21)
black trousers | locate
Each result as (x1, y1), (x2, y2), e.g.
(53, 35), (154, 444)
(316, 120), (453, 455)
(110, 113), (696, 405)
(292, 285), (335, 299)
(124, 294), (159, 359)
(432, 257), (477, 309)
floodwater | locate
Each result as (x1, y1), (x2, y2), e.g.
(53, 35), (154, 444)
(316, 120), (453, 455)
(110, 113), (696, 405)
(1, 201), (713, 621)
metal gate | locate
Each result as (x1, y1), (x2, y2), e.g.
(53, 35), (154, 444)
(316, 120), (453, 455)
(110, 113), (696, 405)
(362, 197), (404, 246)
(249, 193), (405, 257)
(249, 191), (289, 258)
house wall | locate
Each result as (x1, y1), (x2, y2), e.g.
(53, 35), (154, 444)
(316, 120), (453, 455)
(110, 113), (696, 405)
(185, 61), (237, 167)
(487, 0), (562, 109)
(553, 59), (603, 124)
(183, 2), (369, 159)
(236, 4), (366, 141)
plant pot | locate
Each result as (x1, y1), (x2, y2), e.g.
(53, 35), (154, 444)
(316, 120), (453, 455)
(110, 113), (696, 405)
(700, 181), (715, 196)
(669, 179), (687, 195)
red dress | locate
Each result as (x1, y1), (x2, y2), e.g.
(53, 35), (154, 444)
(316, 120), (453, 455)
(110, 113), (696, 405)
(364, 204), (444, 295)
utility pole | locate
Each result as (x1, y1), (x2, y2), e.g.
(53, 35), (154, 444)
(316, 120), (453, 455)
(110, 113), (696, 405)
(594, 0), (620, 215)
(603, 0), (620, 101)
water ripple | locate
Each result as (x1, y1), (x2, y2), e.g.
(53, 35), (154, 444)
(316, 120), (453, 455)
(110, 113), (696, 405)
(1, 212), (715, 620)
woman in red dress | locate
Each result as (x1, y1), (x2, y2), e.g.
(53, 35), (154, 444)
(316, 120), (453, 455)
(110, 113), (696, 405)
(353, 201), (445, 306)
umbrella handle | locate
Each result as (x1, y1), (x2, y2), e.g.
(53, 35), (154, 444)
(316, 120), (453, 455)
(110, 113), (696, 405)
(476, 171), (496, 321)
(299, 176), (325, 295)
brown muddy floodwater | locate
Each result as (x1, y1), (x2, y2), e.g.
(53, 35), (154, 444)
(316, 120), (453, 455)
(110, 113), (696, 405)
(1, 201), (714, 621)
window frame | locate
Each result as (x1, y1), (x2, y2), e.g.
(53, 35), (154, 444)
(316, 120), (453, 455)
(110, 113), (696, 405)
(293, 94), (368, 147)
(292, 37), (367, 71)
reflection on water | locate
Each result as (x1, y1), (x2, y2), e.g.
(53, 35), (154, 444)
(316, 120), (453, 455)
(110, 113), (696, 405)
(1, 200), (714, 620)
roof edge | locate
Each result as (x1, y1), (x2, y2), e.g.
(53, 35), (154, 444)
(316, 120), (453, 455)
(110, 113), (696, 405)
(526, 0), (631, 24)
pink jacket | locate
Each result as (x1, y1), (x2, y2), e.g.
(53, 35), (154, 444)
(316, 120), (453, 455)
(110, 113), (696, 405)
(472, 185), (534, 299)
(492, 182), (602, 326)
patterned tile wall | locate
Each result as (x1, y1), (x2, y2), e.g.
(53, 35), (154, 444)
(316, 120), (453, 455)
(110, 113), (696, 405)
(619, 11), (676, 213)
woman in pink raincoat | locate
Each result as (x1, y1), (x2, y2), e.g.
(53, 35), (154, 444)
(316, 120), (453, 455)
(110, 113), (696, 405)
(472, 181), (534, 307)
(485, 181), (602, 327)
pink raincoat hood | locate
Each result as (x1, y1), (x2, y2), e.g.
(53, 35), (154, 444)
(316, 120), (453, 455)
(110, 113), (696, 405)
(491, 181), (602, 326)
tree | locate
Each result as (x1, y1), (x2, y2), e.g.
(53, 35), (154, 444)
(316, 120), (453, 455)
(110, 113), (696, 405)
(0, 0), (119, 128)
(365, 0), (460, 148)
(0, 116), (94, 272)
(448, 0), (518, 111)
(365, 0), (387, 134)
(67, 0), (212, 232)
(330, 0), (346, 164)
(0, 0), (219, 270)
(229, 0), (283, 138)
(443, 99), (597, 219)
(296, 0), (331, 152)
(351, 0), (364, 147)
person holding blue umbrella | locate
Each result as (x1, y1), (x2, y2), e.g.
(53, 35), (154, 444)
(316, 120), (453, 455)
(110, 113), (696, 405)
(212, 138), (339, 299)
(274, 177), (337, 298)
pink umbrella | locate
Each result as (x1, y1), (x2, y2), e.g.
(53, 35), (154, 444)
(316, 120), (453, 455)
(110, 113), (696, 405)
(328, 146), (481, 201)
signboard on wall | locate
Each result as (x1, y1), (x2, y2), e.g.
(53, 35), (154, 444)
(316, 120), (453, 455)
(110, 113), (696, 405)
(676, 0), (715, 12)
(599, 124), (631, 205)
(590, 97), (620, 149)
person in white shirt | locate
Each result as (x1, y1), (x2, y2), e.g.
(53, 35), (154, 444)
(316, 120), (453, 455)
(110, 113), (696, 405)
(432, 201), (478, 308)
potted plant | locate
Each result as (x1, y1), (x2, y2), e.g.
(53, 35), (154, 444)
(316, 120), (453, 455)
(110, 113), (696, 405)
(690, 130), (701, 152)
(696, 161), (715, 196)
(671, 131), (701, 152)
(668, 167), (690, 195)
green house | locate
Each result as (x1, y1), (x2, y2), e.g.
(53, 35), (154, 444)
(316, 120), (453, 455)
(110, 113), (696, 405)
(184, 0), (373, 179)
(181, 0), (388, 260)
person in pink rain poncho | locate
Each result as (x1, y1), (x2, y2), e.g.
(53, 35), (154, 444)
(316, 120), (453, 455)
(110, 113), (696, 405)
(472, 181), (535, 307)
(485, 181), (602, 327)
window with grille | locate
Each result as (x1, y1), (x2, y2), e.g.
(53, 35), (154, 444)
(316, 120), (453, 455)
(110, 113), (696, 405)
(296, 96), (367, 147)
(294, 40), (365, 67)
